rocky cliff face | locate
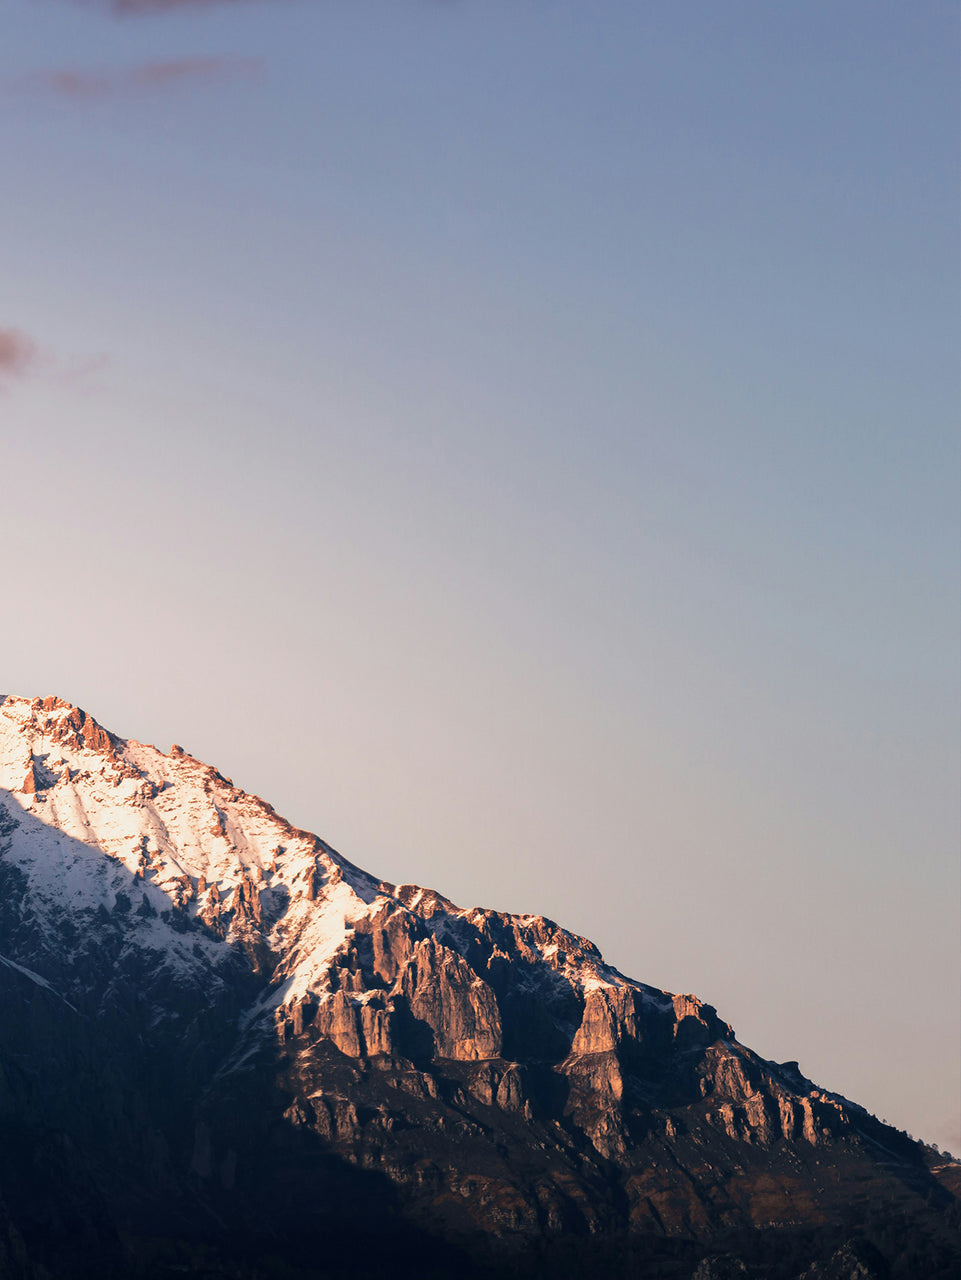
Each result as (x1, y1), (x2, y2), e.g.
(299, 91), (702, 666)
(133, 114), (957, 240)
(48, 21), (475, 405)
(0, 694), (957, 1280)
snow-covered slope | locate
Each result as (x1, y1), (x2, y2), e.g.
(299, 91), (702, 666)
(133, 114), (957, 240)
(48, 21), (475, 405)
(0, 693), (665, 1050)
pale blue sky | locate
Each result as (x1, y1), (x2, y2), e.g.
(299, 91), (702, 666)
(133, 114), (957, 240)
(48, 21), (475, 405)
(1, 1), (958, 1151)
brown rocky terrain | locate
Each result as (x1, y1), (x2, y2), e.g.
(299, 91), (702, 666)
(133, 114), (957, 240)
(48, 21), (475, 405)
(0, 693), (957, 1278)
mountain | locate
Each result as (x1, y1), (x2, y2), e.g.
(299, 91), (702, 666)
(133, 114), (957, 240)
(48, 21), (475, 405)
(0, 693), (957, 1280)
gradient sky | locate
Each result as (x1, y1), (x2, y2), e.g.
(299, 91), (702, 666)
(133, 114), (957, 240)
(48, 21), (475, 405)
(1, 1), (958, 1153)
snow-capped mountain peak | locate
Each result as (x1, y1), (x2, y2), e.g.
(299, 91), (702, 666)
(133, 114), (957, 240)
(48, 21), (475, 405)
(0, 693), (660, 1041)
(0, 693), (956, 1278)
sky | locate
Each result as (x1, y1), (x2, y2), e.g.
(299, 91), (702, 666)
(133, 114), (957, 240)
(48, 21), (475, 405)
(1, 1), (958, 1154)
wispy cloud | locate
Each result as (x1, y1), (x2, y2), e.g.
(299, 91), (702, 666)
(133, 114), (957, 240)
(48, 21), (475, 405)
(109, 0), (269, 12)
(19, 56), (262, 99)
(0, 329), (39, 380)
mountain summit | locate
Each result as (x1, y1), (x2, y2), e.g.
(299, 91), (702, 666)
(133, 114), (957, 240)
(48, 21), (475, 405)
(0, 694), (957, 1279)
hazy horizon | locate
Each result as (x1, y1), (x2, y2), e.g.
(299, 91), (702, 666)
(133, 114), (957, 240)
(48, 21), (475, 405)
(2, 1), (958, 1155)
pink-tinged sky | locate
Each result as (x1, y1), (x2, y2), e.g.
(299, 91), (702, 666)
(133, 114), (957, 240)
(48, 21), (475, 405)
(1, 1), (958, 1154)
